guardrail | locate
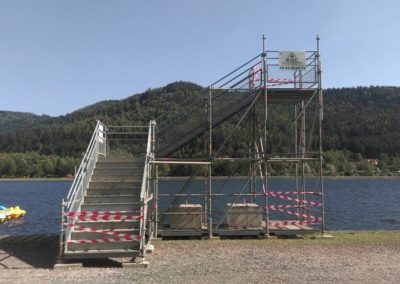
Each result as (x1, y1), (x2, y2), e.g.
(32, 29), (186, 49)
(64, 121), (106, 211)
(267, 50), (319, 89)
(106, 125), (149, 156)
(60, 120), (106, 256)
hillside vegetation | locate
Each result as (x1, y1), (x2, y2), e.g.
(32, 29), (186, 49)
(1, 83), (400, 177)
(0, 111), (50, 134)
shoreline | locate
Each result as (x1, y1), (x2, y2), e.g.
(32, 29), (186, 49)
(0, 177), (73, 182)
(157, 175), (400, 180)
(1, 176), (400, 182)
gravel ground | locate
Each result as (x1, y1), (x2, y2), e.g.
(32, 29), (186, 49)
(0, 232), (399, 283)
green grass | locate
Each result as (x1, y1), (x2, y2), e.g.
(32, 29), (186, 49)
(153, 231), (400, 247)
(311, 231), (400, 245)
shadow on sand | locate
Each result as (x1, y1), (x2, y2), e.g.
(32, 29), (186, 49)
(0, 234), (59, 269)
(0, 235), (128, 269)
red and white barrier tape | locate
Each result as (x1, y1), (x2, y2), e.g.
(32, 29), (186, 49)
(250, 64), (262, 85)
(65, 222), (143, 244)
(73, 215), (143, 221)
(67, 235), (142, 244)
(267, 206), (321, 222)
(70, 225), (137, 238)
(267, 193), (322, 207)
(64, 210), (144, 221)
(267, 82), (288, 87)
(267, 78), (296, 87)
(268, 78), (295, 84)
(269, 220), (319, 226)
(267, 204), (297, 209)
(64, 210), (141, 218)
(267, 191), (321, 196)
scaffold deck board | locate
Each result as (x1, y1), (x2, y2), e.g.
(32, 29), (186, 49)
(159, 229), (207, 237)
(268, 220), (319, 236)
(158, 220), (319, 237)
(214, 228), (265, 236)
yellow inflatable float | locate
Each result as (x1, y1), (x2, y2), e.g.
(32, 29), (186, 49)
(0, 205), (26, 223)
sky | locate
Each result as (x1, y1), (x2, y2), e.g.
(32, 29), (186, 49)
(0, 0), (399, 116)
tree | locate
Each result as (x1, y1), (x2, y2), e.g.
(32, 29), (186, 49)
(14, 155), (28, 176)
(55, 158), (71, 177)
(40, 159), (55, 177)
(2, 157), (17, 176)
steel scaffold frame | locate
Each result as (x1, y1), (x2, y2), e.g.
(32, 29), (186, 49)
(151, 36), (325, 238)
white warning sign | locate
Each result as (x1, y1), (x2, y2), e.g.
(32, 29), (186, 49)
(279, 51), (306, 70)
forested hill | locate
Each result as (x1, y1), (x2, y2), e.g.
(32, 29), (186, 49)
(0, 111), (50, 134)
(0, 82), (204, 156)
(1, 83), (400, 160)
(323, 86), (400, 157)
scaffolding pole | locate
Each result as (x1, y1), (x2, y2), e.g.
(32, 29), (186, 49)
(208, 87), (213, 238)
(262, 35), (270, 237)
(317, 35), (325, 234)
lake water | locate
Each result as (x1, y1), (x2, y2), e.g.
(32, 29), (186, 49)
(1, 178), (400, 235)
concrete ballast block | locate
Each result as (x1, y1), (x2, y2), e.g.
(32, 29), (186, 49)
(168, 204), (203, 229)
(226, 203), (262, 228)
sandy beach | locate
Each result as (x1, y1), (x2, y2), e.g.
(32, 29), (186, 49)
(0, 231), (399, 283)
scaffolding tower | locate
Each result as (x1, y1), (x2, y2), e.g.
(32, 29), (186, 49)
(151, 36), (324, 238)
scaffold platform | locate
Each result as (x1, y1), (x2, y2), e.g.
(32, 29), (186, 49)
(158, 221), (319, 238)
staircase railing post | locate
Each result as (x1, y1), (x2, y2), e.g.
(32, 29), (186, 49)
(59, 199), (65, 259)
(151, 121), (159, 237)
(208, 87), (213, 238)
(262, 35), (270, 237)
(155, 163), (159, 237)
(316, 35), (325, 235)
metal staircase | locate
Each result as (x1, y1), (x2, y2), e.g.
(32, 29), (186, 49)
(156, 50), (319, 158)
(59, 121), (155, 261)
(157, 87), (262, 158)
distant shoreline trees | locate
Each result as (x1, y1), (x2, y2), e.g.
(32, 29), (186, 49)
(1, 83), (400, 177)
(0, 152), (77, 178)
(1, 150), (398, 178)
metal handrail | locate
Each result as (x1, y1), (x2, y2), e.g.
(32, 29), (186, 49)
(65, 120), (106, 211)
(141, 121), (154, 199)
(60, 120), (106, 255)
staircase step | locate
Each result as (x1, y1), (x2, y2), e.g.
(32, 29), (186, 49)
(91, 175), (143, 182)
(71, 229), (138, 240)
(88, 181), (142, 190)
(81, 203), (142, 211)
(84, 195), (141, 204)
(86, 188), (140, 196)
(66, 241), (140, 252)
(95, 162), (144, 169)
(93, 167), (144, 175)
(98, 156), (144, 163)
(75, 220), (140, 230)
(63, 249), (140, 259)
